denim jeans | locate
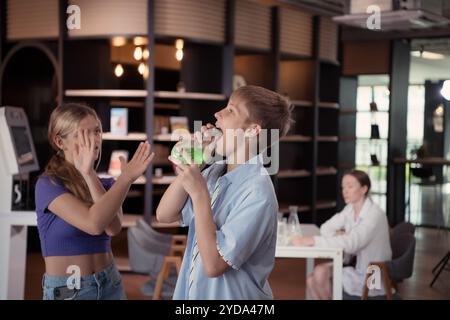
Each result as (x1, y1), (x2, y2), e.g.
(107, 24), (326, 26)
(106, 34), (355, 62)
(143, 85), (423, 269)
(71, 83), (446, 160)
(42, 263), (127, 300)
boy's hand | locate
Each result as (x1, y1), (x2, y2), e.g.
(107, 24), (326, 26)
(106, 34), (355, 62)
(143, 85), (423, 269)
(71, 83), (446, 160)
(169, 150), (208, 199)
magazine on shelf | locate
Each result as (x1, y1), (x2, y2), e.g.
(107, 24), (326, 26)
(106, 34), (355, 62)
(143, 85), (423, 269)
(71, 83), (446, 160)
(110, 108), (128, 135)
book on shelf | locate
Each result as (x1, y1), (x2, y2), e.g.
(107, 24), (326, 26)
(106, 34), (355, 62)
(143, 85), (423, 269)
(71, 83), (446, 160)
(110, 108), (128, 135)
(108, 150), (129, 177)
(153, 144), (170, 165)
(169, 116), (189, 133)
(153, 116), (170, 135)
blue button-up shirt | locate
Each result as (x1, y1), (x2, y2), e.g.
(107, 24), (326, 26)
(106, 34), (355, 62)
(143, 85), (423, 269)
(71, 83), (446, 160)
(173, 154), (278, 300)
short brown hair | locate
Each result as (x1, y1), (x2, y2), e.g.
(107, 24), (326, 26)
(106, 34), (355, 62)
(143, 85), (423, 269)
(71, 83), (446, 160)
(344, 169), (371, 196)
(231, 85), (293, 137)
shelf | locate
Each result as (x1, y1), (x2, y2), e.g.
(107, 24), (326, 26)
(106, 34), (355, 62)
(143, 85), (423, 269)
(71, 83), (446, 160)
(319, 58), (340, 66)
(126, 190), (144, 198)
(280, 52), (313, 61)
(318, 102), (339, 109)
(99, 174), (175, 185)
(316, 167), (337, 176)
(339, 109), (357, 114)
(317, 136), (338, 142)
(277, 170), (311, 178)
(65, 89), (226, 101)
(154, 91), (226, 100)
(152, 175), (177, 185)
(65, 89), (147, 98)
(102, 132), (147, 141)
(280, 135), (312, 142)
(122, 214), (142, 228)
(133, 176), (146, 185)
(154, 102), (180, 110)
(102, 132), (182, 142)
(291, 100), (313, 107)
(315, 201), (337, 210)
(279, 203), (311, 213)
(110, 100), (144, 108)
(152, 188), (167, 196)
(338, 163), (355, 169)
(339, 136), (356, 142)
(153, 134), (179, 142)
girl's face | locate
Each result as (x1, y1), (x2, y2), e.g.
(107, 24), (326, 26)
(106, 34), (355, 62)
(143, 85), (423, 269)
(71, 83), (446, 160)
(214, 97), (258, 157)
(341, 174), (368, 205)
(58, 115), (102, 163)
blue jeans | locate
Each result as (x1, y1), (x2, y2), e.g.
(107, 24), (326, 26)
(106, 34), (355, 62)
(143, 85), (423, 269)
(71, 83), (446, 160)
(42, 263), (127, 300)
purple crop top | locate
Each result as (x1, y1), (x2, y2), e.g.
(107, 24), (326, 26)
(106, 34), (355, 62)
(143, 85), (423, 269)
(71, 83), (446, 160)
(35, 175), (115, 257)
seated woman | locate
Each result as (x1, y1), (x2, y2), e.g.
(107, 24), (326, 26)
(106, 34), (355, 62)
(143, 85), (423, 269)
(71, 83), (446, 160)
(291, 169), (392, 299)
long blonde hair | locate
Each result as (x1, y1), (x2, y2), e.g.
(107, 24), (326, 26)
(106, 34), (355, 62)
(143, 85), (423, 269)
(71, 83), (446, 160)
(42, 103), (103, 205)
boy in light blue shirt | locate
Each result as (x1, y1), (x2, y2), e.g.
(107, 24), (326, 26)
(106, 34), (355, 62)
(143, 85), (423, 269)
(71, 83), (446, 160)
(157, 85), (293, 299)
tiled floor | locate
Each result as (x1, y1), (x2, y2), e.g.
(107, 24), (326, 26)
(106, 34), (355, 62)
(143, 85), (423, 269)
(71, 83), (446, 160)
(24, 227), (450, 300)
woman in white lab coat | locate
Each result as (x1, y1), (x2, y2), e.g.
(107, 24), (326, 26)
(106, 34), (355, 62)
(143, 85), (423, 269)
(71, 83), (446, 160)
(291, 169), (392, 299)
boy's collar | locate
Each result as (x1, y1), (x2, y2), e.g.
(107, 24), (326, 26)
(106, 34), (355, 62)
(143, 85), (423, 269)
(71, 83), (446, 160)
(213, 154), (264, 185)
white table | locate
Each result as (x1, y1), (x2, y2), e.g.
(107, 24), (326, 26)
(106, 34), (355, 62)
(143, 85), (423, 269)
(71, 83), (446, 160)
(275, 224), (343, 300)
(0, 211), (37, 300)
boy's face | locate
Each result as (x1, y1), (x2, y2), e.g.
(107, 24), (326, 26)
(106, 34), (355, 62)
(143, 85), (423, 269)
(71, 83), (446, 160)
(214, 97), (254, 157)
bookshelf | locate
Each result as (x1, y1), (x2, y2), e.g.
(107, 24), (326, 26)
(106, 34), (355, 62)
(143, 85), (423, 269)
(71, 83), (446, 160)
(0, 1), (342, 227)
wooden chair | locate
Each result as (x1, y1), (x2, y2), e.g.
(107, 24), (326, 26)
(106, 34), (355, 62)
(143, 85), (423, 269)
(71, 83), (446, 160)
(362, 233), (416, 300)
(152, 235), (187, 300)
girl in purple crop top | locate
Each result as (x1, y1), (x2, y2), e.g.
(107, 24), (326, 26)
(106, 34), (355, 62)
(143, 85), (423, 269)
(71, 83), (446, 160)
(35, 103), (154, 300)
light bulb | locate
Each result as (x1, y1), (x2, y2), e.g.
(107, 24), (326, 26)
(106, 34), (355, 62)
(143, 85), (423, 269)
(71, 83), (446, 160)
(138, 62), (145, 75)
(133, 36), (147, 46)
(134, 47), (143, 61)
(175, 49), (183, 61)
(175, 39), (184, 50)
(441, 80), (450, 101)
(111, 36), (127, 47)
(114, 64), (124, 77)
(143, 65), (149, 80)
(435, 104), (444, 116)
(143, 48), (149, 60)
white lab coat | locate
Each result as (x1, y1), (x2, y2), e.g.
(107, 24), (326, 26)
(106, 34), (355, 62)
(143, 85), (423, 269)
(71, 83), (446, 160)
(313, 197), (392, 297)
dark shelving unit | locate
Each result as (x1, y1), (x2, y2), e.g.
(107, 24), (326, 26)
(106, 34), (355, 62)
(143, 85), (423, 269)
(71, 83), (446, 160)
(0, 0), (342, 227)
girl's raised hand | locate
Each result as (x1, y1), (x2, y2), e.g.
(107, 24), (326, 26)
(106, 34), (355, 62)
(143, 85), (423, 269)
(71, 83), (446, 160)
(72, 128), (96, 176)
(119, 141), (155, 183)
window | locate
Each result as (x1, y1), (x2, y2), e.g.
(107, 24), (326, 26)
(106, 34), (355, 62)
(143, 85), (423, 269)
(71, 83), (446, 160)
(355, 78), (390, 211)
